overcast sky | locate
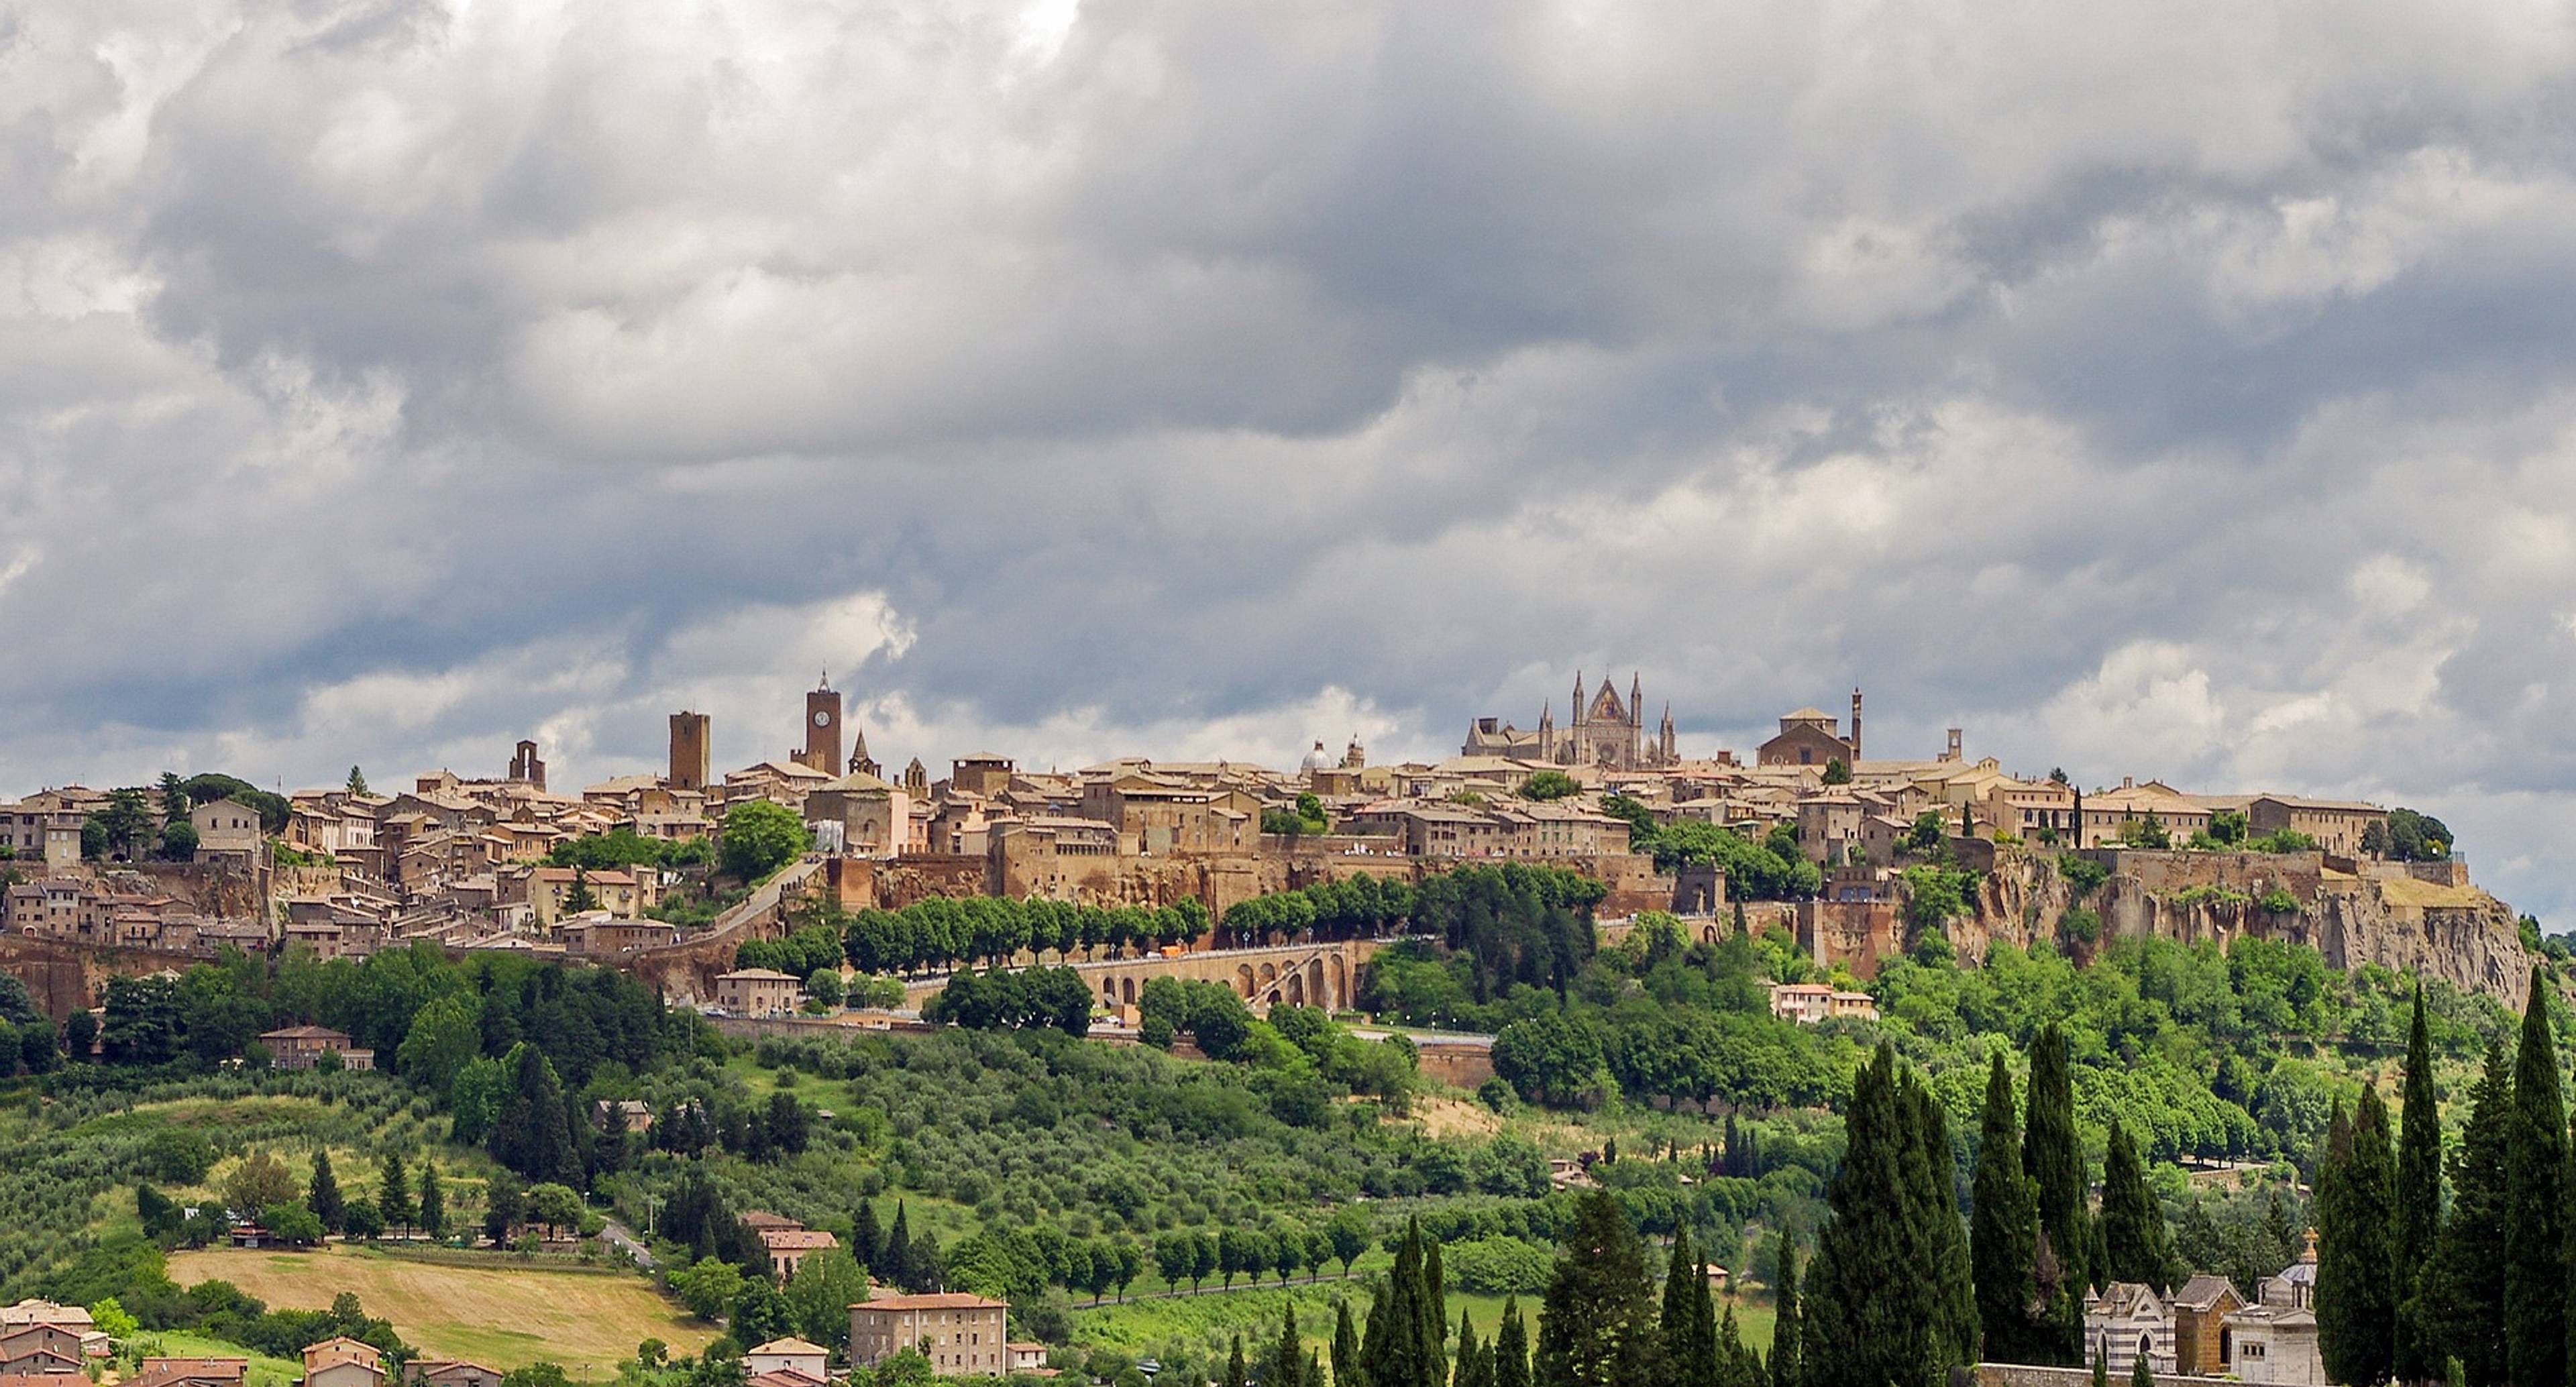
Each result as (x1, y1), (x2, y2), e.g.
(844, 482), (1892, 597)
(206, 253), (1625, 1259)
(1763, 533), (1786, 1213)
(4, 0), (2573, 922)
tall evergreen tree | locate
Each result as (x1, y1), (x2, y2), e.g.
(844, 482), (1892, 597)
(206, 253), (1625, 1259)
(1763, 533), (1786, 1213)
(1972, 1053), (2040, 1362)
(1334, 1300), (1364, 1387)
(1273, 1305), (1307, 1387)
(852, 1199), (882, 1277)
(1454, 1310), (1492, 1387)
(1662, 1224), (1719, 1387)
(2318, 1092), (2396, 1386)
(1534, 1190), (1663, 1387)
(1899, 1070), (1979, 1371)
(1809, 1044), (1974, 1387)
(1769, 1239), (1801, 1387)
(1493, 1298), (1530, 1387)
(1716, 1305), (1760, 1387)
(2506, 968), (2566, 1387)
(2432, 1040), (2511, 1387)
(417, 1160), (445, 1240)
(307, 1148), (345, 1234)
(881, 1201), (914, 1292)
(1224, 1338), (1248, 1387)
(2394, 989), (2443, 1386)
(2098, 1117), (2173, 1292)
(377, 1152), (411, 1238)
(2023, 1022), (2088, 1364)
(1365, 1221), (1444, 1387)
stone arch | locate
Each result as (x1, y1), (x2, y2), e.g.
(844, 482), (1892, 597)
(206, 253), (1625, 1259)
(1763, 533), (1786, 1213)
(1305, 958), (1326, 1009)
(1258, 962), (1278, 998)
(1284, 971), (1305, 1005)
(1102, 978), (1118, 1005)
(1326, 952), (1348, 1009)
(2137, 1336), (2152, 1366)
(1120, 976), (1137, 1006)
(1236, 963), (1256, 997)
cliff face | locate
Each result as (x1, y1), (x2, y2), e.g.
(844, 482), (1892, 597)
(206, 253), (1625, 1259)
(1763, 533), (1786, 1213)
(1949, 848), (2536, 1008)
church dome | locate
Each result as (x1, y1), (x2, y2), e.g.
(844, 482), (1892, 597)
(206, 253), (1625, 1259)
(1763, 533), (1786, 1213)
(1299, 740), (1332, 773)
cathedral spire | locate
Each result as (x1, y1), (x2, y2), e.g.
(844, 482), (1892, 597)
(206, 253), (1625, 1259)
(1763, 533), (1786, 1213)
(1631, 672), (1643, 727)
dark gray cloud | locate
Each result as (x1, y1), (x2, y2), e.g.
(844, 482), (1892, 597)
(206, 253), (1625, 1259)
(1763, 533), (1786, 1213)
(3, 0), (2574, 920)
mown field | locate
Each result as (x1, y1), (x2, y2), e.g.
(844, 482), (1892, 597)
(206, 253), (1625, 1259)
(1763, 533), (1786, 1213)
(1065, 1277), (1776, 1360)
(166, 1245), (715, 1374)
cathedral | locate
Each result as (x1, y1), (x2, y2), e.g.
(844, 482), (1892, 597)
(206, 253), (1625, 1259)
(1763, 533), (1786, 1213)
(1461, 671), (1677, 770)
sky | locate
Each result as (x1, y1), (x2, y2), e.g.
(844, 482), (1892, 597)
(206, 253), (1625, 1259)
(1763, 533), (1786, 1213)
(3, 0), (2573, 922)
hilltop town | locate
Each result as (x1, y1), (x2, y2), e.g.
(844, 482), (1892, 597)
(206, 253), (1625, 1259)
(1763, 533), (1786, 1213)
(0, 674), (2528, 1021)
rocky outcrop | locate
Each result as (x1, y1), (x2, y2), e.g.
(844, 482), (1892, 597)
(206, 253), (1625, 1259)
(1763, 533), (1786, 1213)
(1949, 848), (2536, 1008)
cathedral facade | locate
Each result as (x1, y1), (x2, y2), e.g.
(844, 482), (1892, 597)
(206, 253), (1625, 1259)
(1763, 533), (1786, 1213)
(1461, 671), (1677, 770)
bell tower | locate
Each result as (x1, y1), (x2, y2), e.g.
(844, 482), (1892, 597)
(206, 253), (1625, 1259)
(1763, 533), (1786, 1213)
(803, 675), (843, 775)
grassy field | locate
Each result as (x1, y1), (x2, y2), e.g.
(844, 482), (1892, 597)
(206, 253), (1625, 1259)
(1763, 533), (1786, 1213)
(1069, 1280), (1776, 1360)
(167, 1245), (714, 1376)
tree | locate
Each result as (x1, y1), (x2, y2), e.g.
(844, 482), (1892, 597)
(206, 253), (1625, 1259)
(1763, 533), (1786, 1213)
(484, 1179), (525, 1245)
(1533, 1191), (1660, 1387)
(1366, 1221), (1448, 1387)
(1329, 1207), (1371, 1277)
(1272, 1305), (1307, 1387)
(1494, 1298), (1531, 1387)
(347, 766), (371, 796)
(785, 1250), (869, 1349)
(490, 1045), (576, 1184)
(853, 1201), (883, 1276)
(1224, 1338), (1248, 1387)
(2432, 1040), (2511, 1387)
(2022, 1023), (2088, 1364)
(397, 993), (482, 1097)
(2318, 1093), (2396, 1386)
(1770, 1241), (1800, 1387)
(2506, 968), (2565, 1387)
(1821, 758), (1850, 786)
(527, 1182), (585, 1237)
(19, 1015), (55, 1074)
(1660, 1223), (1717, 1387)
(1519, 771), (1580, 802)
(417, 1161), (446, 1241)
(881, 1203), (913, 1292)
(674, 1258), (748, 1321)
(91, 787), (156, 860)
(263, 1202), (327, 1247)
(308, 1149), (347, 1234)
(1335, 1300), (1364, 1387)
(378, 1153), (413, 1239)
(1808, 1044), (1973, 1387)
(563, 869), (600, 916)
(2394, 989), (2443, 1384)
(720, 799), (807, 881)
(157, 821), (199, 861)
(2100, 1117), (2173, 1292)
(225, 1151), (298, 1215)
(1971, 1053), (2040, 1364)
(62, 1008), (95, 1062)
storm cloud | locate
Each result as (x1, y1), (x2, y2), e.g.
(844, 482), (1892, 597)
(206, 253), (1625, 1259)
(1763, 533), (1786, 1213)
(4, 0), (2574, 918)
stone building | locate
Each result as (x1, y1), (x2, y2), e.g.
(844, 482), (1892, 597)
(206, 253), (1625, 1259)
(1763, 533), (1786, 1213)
(1462, 671), (1676, 771)
(1757, 692), (1864, 768)
(848, 1294), (1009, 1376)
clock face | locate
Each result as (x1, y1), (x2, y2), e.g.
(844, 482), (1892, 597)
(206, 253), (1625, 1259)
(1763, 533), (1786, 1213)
(813, 710), (833, 728)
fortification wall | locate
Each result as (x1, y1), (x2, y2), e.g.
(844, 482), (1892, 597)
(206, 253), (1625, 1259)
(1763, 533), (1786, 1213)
(0, 936), (209, 1020)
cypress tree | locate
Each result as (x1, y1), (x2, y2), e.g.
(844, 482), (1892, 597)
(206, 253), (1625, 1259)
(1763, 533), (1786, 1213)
(1899, 1070), (1979, 1372)
(853, 1199), (882, 1277)
(417, 1160), (444, 1240)
(2098, 1117), (2172, 1292)
(1422, 1237), (1450, 1387)
(2432, 1040), (2510, 1387)
(1534, 1189), (1663, 1387)
(2506, 968), (2565, 1387)
(1225, 1338), (1248, 1387)
(882, 1201), (913, 1291)
(307, 1148), (345, 1234)
(1275, 1305), (1307, 1387)
(378, 1151), (411, 1237)
(1493, 1298), (1530, 1387)
(1334, 1301), (1364, 1387)
(2320, 1091), (2396, 1386)
(1971, 1052), (2039, 1362)
(1809, 1044), (1972, 1387)
(1716, 1304), (1758, 1387)
(1769, 1239), (1801, 1387)
(2023, 1022), (2088, 1364)
(2090, 1343), (2107, 1387)
(1662, 1224), (1718, 1387)
(1454, 1311), (1491, 1387)
(2394, 989), (2443, 1386)
(2129, 1353), (2151, 1387)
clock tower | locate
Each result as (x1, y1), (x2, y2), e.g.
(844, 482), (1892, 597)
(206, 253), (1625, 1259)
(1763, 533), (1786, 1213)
(803, 678), (843, 775)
